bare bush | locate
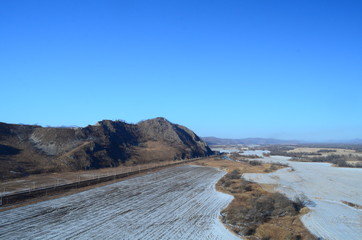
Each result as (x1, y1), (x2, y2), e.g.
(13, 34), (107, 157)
(248, 160), (263, 166)
(222, 179), (232, 188)
(223, 192), (304, 236)
(225, 169), (241, 179)
(309, 154), (362, 168)
(293, 194), (314, 208)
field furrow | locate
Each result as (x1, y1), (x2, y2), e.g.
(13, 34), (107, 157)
(0, 165), (239, 240)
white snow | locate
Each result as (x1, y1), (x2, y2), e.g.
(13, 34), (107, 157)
(243, 154), (362, 240)
(0, 166), (239, 240)
(240, 150), (269, 157)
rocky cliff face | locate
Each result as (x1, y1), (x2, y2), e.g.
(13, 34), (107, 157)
(0, 118), (212, 179)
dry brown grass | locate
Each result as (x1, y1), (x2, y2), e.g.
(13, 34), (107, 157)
(192, 157), (316, 240)
(130, 141), (180, 163)
(191, 157), (278, 174)
(288, 147), (356, 155)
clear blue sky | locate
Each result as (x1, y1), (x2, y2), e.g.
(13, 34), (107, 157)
(1, 0), (361, 141)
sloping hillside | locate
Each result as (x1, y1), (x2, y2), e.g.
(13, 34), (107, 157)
(0, 118), (212, 180)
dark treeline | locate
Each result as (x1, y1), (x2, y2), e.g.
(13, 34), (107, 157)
(298, 143), (362, 152)
(262, 145), (362, 168)
(305, 154), (362, 168)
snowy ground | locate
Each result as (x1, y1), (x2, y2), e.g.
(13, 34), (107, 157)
(0, 165), (239, 240)
(240, 150), (269, 157)
(243, 155), (362, 240)
(211, 146), (240, 153)
(210, 146), (268, 157)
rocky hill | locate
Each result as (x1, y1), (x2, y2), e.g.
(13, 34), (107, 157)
(0, 117), (212, 180)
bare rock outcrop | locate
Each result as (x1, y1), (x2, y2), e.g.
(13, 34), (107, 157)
(0, 118), (212, 179)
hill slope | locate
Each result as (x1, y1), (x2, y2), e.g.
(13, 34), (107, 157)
(0, 117), (212, 180)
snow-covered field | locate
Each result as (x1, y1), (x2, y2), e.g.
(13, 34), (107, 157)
(244, 155), (362, 240)
(211, 146), (240, 153)
(0, 166), (239, 240)
(240, 150), (269, 157)
(210, 146), (268, 157)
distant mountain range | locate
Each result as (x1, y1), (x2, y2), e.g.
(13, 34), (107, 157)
(202, 136), (362, 145)
(202, 137), (302, 145)
(322, 139), (362, 144)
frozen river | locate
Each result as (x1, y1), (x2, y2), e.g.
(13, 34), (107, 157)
(0, 166), (239, 240)
(243, 155), (362, 240)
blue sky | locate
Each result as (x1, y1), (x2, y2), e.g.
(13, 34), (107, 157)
(1, 0), (361, 141)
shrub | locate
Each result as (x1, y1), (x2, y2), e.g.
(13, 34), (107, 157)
(308, 154), (360, 167)
(317, 149), (337, 153)
(293, 194), (313, 209)
(239, 180), (253, 192)
(222, 179), (232, 188)
(273, 162), (289, 167)
(225, 169), (241, 179)
(222, 192), (306, 235)
(248, 160), (263, 166)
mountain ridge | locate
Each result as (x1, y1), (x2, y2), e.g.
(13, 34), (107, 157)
(202, 136), (303, 145)
(0, 117), (212, 180)
(202, 136), (362, 145)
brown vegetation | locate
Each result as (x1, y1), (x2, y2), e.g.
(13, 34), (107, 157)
(341, 200), (362, 210)
(193, 158), (316, 240)
(305, 154), (362, 168)
(229, 152), (260, 160)
(263, 145), (362, 168)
